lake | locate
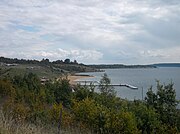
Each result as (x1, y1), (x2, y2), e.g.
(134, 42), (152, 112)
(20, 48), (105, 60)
(77, 67), (180, 102)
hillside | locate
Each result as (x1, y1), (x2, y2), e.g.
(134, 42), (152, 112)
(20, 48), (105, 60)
(0, 57), (98, 79)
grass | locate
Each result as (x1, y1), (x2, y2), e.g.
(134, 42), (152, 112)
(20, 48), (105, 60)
(0, 110), (53, 134)
(0, 64), (63, 79)
(0, 62), (98, 80)
(0, 110), (92, 134)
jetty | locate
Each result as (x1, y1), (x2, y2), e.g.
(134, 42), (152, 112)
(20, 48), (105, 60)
(75, 81), (138, 90)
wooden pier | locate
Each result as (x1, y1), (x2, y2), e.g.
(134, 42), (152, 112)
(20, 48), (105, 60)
(75, 81), (138, 90)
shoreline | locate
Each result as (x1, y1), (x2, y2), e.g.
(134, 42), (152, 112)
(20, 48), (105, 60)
(67, 74), (94, 85)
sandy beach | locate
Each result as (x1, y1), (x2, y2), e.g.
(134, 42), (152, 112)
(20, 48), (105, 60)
(67, 75), (93, 85)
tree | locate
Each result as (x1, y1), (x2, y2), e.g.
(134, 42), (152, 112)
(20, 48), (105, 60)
(64, 59), (70, 64)
(105, 110), (140, 134)
(54, 79), (72, 106)
(72, 98), (104, 132)
(145, 81), (179, 129)
(72, 98), (140, 134)
(98, 73), (116, 97)
(145, 86), (157, 108)
(73, 86), (92, 101)
(23, 73), (41, 93)
(132, 102), (160, 134)
(96, 73), (117, 109)
(73, 60), (78, 64)
(41, 58), (50, 64)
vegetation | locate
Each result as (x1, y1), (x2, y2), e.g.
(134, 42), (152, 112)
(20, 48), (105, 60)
(0, 72), (179, 134)
(0, 57), (77, 65)
(0, 57), (98, 79)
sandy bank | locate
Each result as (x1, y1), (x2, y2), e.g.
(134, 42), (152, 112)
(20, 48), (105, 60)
(68, 75), (94, 85)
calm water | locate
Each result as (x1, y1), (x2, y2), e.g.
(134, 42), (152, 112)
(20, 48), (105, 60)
(77, 68), (180, 101)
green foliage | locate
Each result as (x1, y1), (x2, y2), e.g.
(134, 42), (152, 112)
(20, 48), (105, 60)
(73, 85), (95, 101)
(96, 73), (118, 108)
(131, 101), (160, 134)
(94, 93), (117, 109)
(73, 99), (98, 133)
(53, 78), (72, 106)
(48, 103), (73, 127)
(145, 81), (179, 132)
(72, 98), (139, 134)
(0, 73), (179, 133)
(72, 98), (107, 133)
(0, 79), (16, 98)
(0, 57), (98, 78)
(105, 110), (139, 134)
(98, 73), (116, 97)
(145, 86), (157, 108)
(23, 73), (41, 92)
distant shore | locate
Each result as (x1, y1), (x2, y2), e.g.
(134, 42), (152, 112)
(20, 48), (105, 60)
(67, 74), (94, 85)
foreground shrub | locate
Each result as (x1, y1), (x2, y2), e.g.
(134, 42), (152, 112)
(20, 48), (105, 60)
(72, 98), (140, 134)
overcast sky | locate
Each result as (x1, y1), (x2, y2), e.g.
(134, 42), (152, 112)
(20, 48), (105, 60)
(0, 0), (180, 64)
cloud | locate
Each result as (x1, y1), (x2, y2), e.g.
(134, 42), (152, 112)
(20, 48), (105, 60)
(0, 47), (103, 63)
(34, 49), (103, 63)
(0, 0), (180, 64)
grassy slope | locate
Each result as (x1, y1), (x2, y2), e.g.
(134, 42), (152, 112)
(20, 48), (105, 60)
(0, 63), (97, 80)
(0, 64), (63, 79)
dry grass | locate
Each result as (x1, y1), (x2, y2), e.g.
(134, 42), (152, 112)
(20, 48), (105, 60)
(0, 110), (92, 134)
(0, 110), (52, 134)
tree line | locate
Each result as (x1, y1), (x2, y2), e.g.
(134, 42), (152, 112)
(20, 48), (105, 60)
(0, 56), (78, 65)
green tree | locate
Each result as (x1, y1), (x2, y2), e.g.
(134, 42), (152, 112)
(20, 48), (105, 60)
(73, 84), (95, 101)
(23, 73), (41, 93)
(54, 79), (72, 106)
(44, 82), (56, 103)
(72, 98), (139, 134)
(98, 73), (116, 97)
(145, 86), (157, 108)
(132, 102), (160, 134)
(105, 110), (140, 134)
(97, 73), (117, 108)
(145, 82), (179, 131)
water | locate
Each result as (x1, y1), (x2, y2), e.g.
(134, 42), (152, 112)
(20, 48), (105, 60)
(77, 68), (180, 102)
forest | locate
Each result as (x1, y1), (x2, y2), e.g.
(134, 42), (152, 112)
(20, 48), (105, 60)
(0, 73), (179, 134)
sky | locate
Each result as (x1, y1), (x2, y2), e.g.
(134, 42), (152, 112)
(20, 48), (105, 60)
(0, 0), (180, 64)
